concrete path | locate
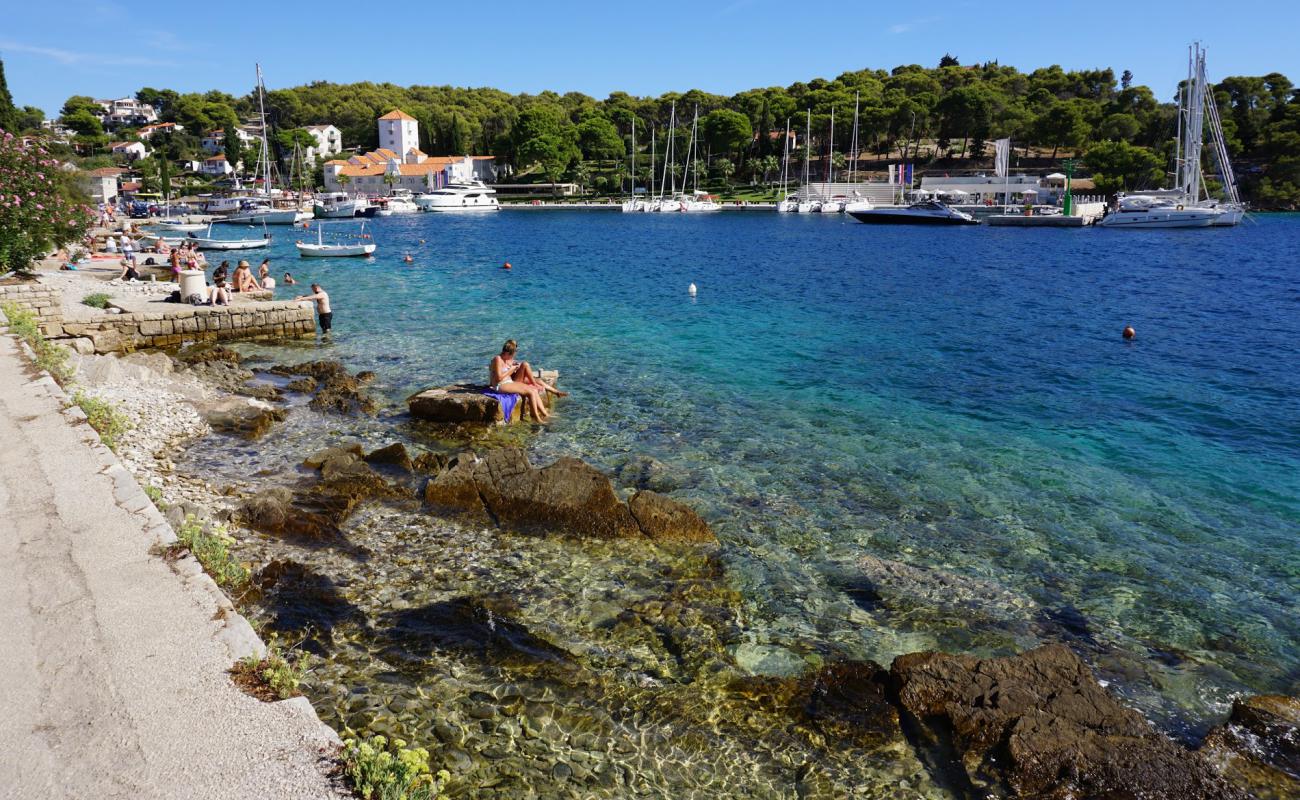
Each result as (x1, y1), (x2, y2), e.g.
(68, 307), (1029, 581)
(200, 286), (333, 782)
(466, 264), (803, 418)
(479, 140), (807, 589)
(0, 332), (344, 799)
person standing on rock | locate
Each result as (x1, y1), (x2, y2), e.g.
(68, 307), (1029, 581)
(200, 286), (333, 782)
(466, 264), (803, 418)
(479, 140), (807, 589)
(294, 283), (333, 334)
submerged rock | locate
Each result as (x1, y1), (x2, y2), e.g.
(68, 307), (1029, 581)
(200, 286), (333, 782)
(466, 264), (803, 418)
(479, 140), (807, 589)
(377, 595), (577, 676)
(422, 448), (716, 544)
(1199, 694), (1300, 800)
(890, 643), (1248, 799)
(628, 490), (712, 543)
(238, 488), (341, 543)
(731, 661), (900, 748)
(272, 360), (378, 415)
(176, 344), (242, 365)
(201, 397), (286, 439)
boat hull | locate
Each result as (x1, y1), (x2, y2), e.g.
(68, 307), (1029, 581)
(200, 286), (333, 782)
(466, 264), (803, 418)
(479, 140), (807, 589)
(848, 210), (979, 225)
(296, 243), (376, 257)
(1097, 211), (1218, 229)
(188, 237), (273, 250)
(216, 209), (304, 225)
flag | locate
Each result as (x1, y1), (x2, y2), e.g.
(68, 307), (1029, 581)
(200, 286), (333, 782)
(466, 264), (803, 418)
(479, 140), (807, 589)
(888, 164), (895, 185)
(904, 163), (914, 185)
(994, 138), (1011, 178)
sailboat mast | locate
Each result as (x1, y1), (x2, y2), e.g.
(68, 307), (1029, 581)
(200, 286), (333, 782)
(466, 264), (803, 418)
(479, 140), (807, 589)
(650, 125), (656, 198)
(629, 119), (636, 199)
(828, 107), (836, 185)
(1175, 46), (1189, 194)
(255, 63), (272, 196)
(661, 102), (676, 199)
(780, 118), (790, 197)
(803, 110), (811, 190)
(849, 93), (860, 184)
(688, 106), (699, 194)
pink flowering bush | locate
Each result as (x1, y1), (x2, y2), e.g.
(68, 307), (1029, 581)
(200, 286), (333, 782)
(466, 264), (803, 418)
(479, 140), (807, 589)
(0, 129), (94, 275)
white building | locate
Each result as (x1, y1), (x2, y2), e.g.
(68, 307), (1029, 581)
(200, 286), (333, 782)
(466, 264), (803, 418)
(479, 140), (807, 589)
(136, 122), (182, 140)
(303, 124), (342, 160)
(377, 110), (419, 156)
(201, 127), (256, 154)
(109, 141), (148, 161)
(79, 167), (124, 203)
(95, 98), (158, 129)
(200, 154), (235, 176)
(320, 110), (495, 194)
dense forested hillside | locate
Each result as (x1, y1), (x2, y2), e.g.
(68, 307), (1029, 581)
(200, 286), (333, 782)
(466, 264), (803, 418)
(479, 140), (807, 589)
(10, 56), (1300, 206)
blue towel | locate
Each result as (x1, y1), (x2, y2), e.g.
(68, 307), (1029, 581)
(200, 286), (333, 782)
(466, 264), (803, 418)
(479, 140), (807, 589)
(482, 390), (519, 422)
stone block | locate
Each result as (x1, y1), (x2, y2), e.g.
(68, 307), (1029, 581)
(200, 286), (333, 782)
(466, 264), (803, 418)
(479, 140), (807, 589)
(409, 384), (517, 424)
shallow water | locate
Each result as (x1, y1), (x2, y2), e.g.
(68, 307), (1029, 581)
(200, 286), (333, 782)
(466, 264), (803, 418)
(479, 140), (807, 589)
(184, 210), (1299, 793)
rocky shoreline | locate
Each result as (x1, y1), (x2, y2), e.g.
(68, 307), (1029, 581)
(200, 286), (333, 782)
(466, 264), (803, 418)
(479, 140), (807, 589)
(78, 344), (1298, 799)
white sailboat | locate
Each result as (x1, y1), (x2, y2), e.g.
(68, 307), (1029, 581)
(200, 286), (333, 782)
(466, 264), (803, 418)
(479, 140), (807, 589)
(776, 118), (798, 212)
(184, 222), (273, 250)
(844, 96), (873, 214)
(796, 110), (819, 212)
(818, 107), (844, 213)
(219, 65), (311, 225)
(620, 118), (647, 212)
(295, 221), (376, 257)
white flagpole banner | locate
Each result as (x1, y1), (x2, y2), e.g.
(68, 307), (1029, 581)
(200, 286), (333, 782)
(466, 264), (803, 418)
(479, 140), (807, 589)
(994, 138), (1010, 178)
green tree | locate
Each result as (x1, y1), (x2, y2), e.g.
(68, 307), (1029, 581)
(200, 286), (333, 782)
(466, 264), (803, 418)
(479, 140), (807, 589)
(1084, 140), (1163, 194)
(0, 57), (17, 133)
(223, 124), (242, 175)
(713, 157), (735, 188)
(382, 172), (399, 195)
(1098, 113), (1140, 142)
(1034, 102), (1089, 158)
(159, 152), (172, 199)
(576, 114), (623, 160)
(701, 108), (753, 162)
(15, 106), (44, 132)
(60, 95), (100, 119)
(939, 54), (960, 68)
(63, 109), (103, 137)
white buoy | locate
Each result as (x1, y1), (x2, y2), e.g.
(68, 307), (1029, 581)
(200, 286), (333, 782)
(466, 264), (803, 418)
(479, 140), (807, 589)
(688, 282), (697, 297)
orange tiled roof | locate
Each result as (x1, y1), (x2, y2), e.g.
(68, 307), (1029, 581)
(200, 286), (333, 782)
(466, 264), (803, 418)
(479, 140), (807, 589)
(325, 159), (348, 166)
(373, 148), (399, 160)
(205, 154), (228, 162)
(378, 109), (416, 121)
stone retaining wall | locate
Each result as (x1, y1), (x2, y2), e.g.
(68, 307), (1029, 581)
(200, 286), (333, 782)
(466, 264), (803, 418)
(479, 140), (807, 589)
(0, 284), (64, 336)
(61, 303), (316, 354)
(0, 284), (314, 354)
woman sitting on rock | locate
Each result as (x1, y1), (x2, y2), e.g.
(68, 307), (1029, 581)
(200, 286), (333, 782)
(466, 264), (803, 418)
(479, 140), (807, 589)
(489, 339), (565, 422)
(233, 260), (258, 293)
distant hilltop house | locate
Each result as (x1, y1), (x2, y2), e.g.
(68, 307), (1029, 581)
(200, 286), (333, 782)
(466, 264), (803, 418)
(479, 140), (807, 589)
(200, 154), (235, 176)
(321, 110), (494, 194)
(109, 141), (148, 161)
(201, 127), (256, 154)
(136, 122), (182, 140)
(302, 124), (342, 160)
(95, 97), (158, 130)
(39, 119), (75, 143)
(79, 166), (127, 203)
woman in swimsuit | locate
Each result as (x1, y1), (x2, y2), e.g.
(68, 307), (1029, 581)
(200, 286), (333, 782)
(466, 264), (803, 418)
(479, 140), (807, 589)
(489, 339), (566, 422)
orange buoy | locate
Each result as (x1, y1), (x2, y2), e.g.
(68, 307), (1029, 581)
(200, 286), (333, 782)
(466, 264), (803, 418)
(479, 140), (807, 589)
(502, 261), (512, 270)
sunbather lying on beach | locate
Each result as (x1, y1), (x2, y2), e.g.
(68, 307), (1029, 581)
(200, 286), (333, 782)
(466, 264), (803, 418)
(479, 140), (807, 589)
(490, 339), (566, 422)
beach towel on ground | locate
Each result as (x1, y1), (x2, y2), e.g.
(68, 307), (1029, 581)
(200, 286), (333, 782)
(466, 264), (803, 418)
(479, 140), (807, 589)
(482, 389), (519, 422)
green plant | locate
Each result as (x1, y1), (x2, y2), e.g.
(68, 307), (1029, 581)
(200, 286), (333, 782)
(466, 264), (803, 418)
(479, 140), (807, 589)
(143, 484), (165, 508)
(71, 390), (129, 450)
(0, 130), (95, 276)
(341, 735), (450, 800)
(81, 292), (111, 309)
(233, 641), (305, 700)
(174, 514), (249, 589)
(3, 301), (74, 384)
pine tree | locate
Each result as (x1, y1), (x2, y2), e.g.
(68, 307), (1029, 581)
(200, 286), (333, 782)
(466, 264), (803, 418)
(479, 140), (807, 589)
(0, 57), (19, 133)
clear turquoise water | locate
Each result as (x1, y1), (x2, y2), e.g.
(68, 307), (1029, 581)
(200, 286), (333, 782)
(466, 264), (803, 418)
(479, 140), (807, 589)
(220, 210), (1298, 737)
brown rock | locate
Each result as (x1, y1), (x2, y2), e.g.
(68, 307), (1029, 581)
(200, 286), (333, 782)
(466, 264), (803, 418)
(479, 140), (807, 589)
(408, 383), (520, 424)
(732, 661), (899, 747)
(474, 450), (638, 538)
(202, 398), (286, 439)
(238, 489), (340, 542)
(285, 376), (317, 394)
(422, 453), (489, 520)
(178, 344), (242, 365)
(364, 442), (413, 472)
(891, 644), (1248, 799)
(302, 444), (365, 470)
(1200, 695), (1300, 800)
(628, 490), (715, 544)
(411, 451), (448, 474)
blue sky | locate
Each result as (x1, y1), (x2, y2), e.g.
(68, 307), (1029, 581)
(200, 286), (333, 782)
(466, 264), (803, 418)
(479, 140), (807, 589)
(3, 0), (1297, 116)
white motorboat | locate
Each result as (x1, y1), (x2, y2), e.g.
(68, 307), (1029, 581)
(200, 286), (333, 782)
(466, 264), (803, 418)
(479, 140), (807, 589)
(152, 220), (208, 232)
(385, 191), (419, 214)
(1096, 195), (1220, 228)
(314, 191), (366, 218)
(181, 222), (272, 250)
(848, 200), (979, 226)
(843, 198), (873, 214)
(295, 221), (376, 257)
(416, 181), (499, 212)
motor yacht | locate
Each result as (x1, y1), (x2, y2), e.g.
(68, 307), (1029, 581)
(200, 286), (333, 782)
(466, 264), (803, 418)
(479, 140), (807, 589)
(314, 192), (366, 218)
(415, 181), (499, 212)
(848, 200), (978, 225)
